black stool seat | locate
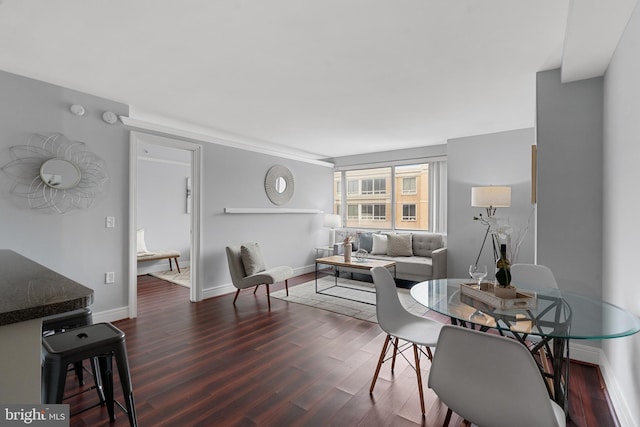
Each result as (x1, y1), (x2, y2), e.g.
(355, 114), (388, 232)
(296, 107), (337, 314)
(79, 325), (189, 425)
(42, 308), (95, 387)
(42, 322), (138, 427)
(42, 308), (93, 334)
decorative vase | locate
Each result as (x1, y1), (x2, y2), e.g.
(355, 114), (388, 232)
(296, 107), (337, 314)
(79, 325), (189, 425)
(495, 243), (512, 287)
(344, 243), (352, 263)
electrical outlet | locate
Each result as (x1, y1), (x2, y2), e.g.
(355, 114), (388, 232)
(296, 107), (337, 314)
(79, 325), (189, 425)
(106, 216), (115, 228)
(105, 272), (115, 284)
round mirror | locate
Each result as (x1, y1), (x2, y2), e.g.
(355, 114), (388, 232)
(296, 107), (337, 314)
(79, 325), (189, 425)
(40, 158), (81, 189)
(265, 165), (294, 205)
(275, 176), (287, 193)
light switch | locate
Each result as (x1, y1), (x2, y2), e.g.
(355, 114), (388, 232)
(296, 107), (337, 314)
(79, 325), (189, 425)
(106, 216), (115, 228)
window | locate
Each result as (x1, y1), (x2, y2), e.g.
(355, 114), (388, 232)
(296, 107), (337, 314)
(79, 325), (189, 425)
(361, 204), (386, 220)
(402, 177), (417, 195)
(402, 204), (416, 221)
(333, 160), (446, 232)
(347, 179), (359, 195)
(347, 204), (358, 219)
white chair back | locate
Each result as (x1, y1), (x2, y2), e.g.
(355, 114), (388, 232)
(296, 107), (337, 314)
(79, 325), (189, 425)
(371, 266), (413, 334)
(511, 263), (558, 290)
(428, 325), (565, 427)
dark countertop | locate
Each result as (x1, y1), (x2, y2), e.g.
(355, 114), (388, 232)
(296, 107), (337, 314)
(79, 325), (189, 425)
(0, 250), (94, 326)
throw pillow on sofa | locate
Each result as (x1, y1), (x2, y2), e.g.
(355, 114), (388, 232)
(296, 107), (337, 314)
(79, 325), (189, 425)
(371, 234), (388, 255)
(387, 233), (413, 257)
(357, 232), (374, 253)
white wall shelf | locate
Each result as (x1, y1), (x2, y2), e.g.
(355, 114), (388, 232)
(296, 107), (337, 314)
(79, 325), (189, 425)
(224, 208), (322, 214)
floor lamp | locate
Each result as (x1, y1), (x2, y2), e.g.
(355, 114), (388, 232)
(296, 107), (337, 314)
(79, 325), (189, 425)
(472, 186), (511, 266)
(323, 213), (342, 246)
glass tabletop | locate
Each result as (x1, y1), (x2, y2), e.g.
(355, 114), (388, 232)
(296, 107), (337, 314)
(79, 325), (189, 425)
(411, 279), (640, 340)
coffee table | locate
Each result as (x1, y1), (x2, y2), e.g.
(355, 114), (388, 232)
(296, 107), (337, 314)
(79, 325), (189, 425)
(314, 255), (396, 305)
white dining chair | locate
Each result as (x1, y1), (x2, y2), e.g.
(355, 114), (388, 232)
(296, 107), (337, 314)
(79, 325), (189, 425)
(428, 325), (566, 427)
(369, 266), (443, 415)
(511, 263), (559, 290)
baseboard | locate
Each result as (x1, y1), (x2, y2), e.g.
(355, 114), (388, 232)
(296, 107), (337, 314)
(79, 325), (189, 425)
(92, 306), (130, 323)
(598, 351), (636, 427)
(569, 341), (600, 364)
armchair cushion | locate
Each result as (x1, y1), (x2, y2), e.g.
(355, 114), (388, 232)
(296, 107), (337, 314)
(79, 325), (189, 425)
(240, 243), (266, 276)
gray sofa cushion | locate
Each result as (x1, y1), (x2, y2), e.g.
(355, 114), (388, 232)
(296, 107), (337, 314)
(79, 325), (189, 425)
(357, 232), (374, 253)
(412, 233), (444, 257)
(387, 233), (413, 256)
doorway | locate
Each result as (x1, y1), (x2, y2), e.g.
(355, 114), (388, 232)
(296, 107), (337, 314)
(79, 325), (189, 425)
(128, 131), (202, 318)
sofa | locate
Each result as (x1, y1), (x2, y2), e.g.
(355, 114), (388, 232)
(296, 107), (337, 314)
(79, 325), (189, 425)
(332, 229), (447, 282)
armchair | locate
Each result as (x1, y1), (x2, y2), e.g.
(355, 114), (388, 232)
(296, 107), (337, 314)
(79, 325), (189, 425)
(225, 243), (294, 311)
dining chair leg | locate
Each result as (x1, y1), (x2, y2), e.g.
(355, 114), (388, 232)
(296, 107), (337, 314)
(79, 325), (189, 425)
(370, 334), (391, 393)
(391, 337), (399, 371)
(442, 408), (453, 427)
(413, 344), (425, 415)
(232, 289), (241, 305)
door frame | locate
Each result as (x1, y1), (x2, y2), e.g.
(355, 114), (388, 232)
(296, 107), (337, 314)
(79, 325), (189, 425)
(128, 131), (203, 318)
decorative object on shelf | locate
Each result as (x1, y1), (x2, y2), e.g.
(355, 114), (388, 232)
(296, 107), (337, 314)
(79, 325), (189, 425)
(355, 248), (369, 263)
(264, 164), (294, 205)
(1, 133), (109, 214)
(323, 213), (341, 246)
(343, 235), (353, 262)
(471, 185), (511, 265)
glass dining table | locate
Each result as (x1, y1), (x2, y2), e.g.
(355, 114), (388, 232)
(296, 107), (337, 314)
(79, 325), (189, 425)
(410, 278), (640, 413)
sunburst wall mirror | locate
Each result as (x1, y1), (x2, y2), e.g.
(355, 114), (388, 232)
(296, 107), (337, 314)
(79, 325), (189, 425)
(1, 133), (109, 214)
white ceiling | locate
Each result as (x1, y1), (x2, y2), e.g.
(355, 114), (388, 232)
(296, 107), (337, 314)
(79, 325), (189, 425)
(0, 0), (636, 161)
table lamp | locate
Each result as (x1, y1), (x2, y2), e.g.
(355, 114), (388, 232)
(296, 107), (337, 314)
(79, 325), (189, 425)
(323, 214), (342, 246)
(472, 186), (511, 265)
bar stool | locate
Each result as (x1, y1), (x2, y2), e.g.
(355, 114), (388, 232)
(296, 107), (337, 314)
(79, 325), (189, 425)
(42, 308), (96, 387)
(42, 322), (138, 427)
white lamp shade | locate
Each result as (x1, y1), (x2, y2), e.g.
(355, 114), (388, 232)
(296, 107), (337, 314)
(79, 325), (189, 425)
(471, 186), (511, 208)
(323, 213), (342, 229)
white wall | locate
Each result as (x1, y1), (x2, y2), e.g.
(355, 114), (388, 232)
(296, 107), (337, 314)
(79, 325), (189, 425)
(137, 141), (191, 273)
(536, 69), (604, 300)
(603, 3), (640, 425)
(0, 70), (335, 316)
(200, 142), (332, 296)
(0, 70), (130, 313)
(447, 128), (536, 278)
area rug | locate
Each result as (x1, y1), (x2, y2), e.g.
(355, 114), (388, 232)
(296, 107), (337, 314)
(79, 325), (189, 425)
(271, 276), (429, 322)
(149, 267), (190, 288)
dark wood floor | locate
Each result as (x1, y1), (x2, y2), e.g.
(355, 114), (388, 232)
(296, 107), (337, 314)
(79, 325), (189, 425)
(65, 273), (619, 426)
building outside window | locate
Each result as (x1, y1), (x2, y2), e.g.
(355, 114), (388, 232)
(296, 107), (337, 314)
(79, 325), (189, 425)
(333, 161), (446, 232)
(402, 177), (417, 195)
(402, 204), (417, 221)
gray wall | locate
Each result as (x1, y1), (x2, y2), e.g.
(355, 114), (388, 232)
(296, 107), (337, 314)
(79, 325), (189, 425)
(137, 141), (191, 274)
(0, 70), (130, 313)
(447, 128), (535, 278)
(201, 143), (332, 295)
(602, 2), (640, 424)
(0, 70), (334, 315)
(536, 69), (603, 299)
